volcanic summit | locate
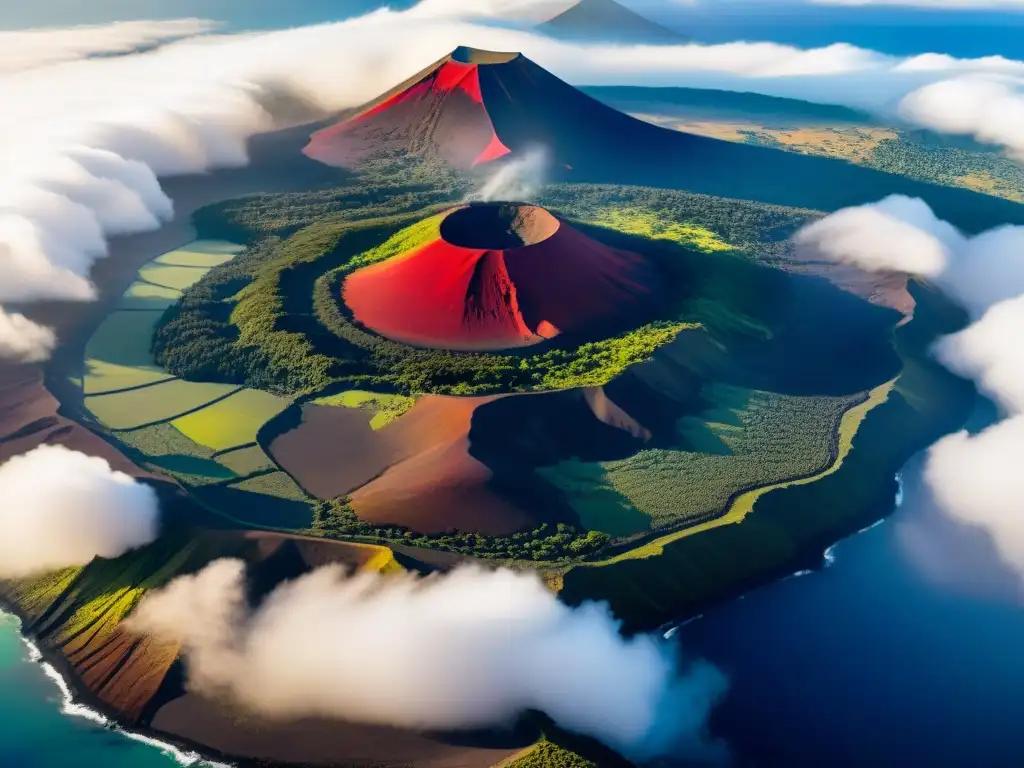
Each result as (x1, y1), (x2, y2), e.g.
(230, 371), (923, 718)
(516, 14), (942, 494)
(304, 47), (515, 169)
(342, 203), (658, 351)
(538, 0), (686, 44)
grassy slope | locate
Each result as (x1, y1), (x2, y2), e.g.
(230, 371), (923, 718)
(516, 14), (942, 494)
(83, 310), (175, 394)
(0, 531), (405, 723)
(542, 385), (865, 538)
(313, 390), (418, 430)
(559, 286), (976, 630)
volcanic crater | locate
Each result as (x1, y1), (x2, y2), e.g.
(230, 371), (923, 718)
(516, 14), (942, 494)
(342, 202), (659, 351)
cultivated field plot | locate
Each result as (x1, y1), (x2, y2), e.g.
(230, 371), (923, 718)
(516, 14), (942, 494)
(83, 310), (173, 395)
(85, 379), (242, 431)
(229, 471), (308, 501)
(215, 445), (275, 476)
(137, 263), (218, 292)
(117, 423), (237, 484)
(542, 384), (865, 536)
(118, 282), (183, 311)
(313, 390), (417, 430)
(171, 389), (290, 451)
(154, 241), (244, 268)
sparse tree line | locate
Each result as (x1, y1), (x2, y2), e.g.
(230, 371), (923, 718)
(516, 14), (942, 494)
(311, 499), (611, 562)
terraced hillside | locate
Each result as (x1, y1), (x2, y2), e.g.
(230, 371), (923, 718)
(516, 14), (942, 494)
(74, 240), (306, 529)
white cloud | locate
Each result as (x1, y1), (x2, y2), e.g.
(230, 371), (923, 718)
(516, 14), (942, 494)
(0, 308), (55, 363)
(791, 195), (958, 276)
(794, 198), (1024, 591)
(5, 2), (1024, 359)
(900, 76), (1024, 161)
(0, 445), (159, 578)
(408, 0), (577, 23)
(0, 19), (213, 76)
(127, 560), (727, 760)
(923, 416), (1024, 585)
(934, 297), (1024, 414)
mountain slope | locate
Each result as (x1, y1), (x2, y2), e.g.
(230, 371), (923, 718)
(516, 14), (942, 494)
(305, 47), (1024, 233)
(537, 0), (685, 44)
(342, 203), (657, 351)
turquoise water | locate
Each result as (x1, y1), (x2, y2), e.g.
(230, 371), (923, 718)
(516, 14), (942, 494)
(0, 613), (222, 768)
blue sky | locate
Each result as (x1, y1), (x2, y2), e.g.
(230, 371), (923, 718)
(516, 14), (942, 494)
(3, 1), (1024, 58)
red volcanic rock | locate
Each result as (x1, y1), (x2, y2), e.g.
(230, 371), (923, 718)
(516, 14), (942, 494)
(342, 203), (657, 351)
(304, 48), (513, 169)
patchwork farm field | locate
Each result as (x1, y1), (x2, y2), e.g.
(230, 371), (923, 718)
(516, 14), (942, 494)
(85, 379), (241, 430)
(172, 389), (289, 451)
(83, 310), (174, 395)
(76, 239), (310, 527)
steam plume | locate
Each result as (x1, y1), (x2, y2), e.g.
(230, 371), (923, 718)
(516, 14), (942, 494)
(466, 148), (549, 202)
(127, 560), (727, 760)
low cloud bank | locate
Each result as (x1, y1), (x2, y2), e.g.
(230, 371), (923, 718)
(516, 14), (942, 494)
(127, 560), (727, 760)
(0, 445), (159, 578)
(0, 19), (213, 76)
(794, 195), (1024, 593)
(900, 76), (1024, 162)
(0, 308), (56, 363)
(5, 1), (1024, 360)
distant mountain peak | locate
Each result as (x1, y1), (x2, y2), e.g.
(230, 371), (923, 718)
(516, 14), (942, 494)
(538, 0), (685, 44)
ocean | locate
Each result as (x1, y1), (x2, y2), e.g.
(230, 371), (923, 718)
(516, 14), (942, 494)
(677, 470), (1024, 766)
(3, 3), (1024, 766)
(0, 613), (228, 767)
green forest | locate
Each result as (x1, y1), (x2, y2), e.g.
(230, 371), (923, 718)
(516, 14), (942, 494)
(154, 155), (814, 400)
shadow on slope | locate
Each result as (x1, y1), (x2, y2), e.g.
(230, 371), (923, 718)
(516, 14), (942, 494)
(478, 57), (1024, 232)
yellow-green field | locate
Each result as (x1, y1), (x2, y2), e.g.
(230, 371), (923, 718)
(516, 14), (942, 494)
(118, 282), (183, 311)
(78, 239), (311, 524)
(85, 379), (241, 430)
(588, 207), (733, 253)
(172, 389), (290, 451)
(313, 390), (417, 429)
(83, 310), (174, 395)
(215, 445), (276, 475)
(154, 240), (244, 267)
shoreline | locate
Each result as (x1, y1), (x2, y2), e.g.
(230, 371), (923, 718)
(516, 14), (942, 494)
(0, 603), (239, 768)
(0, 472), (910, 768)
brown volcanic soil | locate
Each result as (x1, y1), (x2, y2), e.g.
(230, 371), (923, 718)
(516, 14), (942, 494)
(271, 385), (659, 537)
(343, 204), (658, 351)
(153, 695), (531, 768)
(270, 394), (535, 536)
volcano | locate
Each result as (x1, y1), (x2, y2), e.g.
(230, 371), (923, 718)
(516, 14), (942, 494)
(538, 0), (686, 44)
(342, 203), (658, 351)
(304, 45), (684, 174)
(304, 47), (515, 169)
(306, 47), (1024, 231)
